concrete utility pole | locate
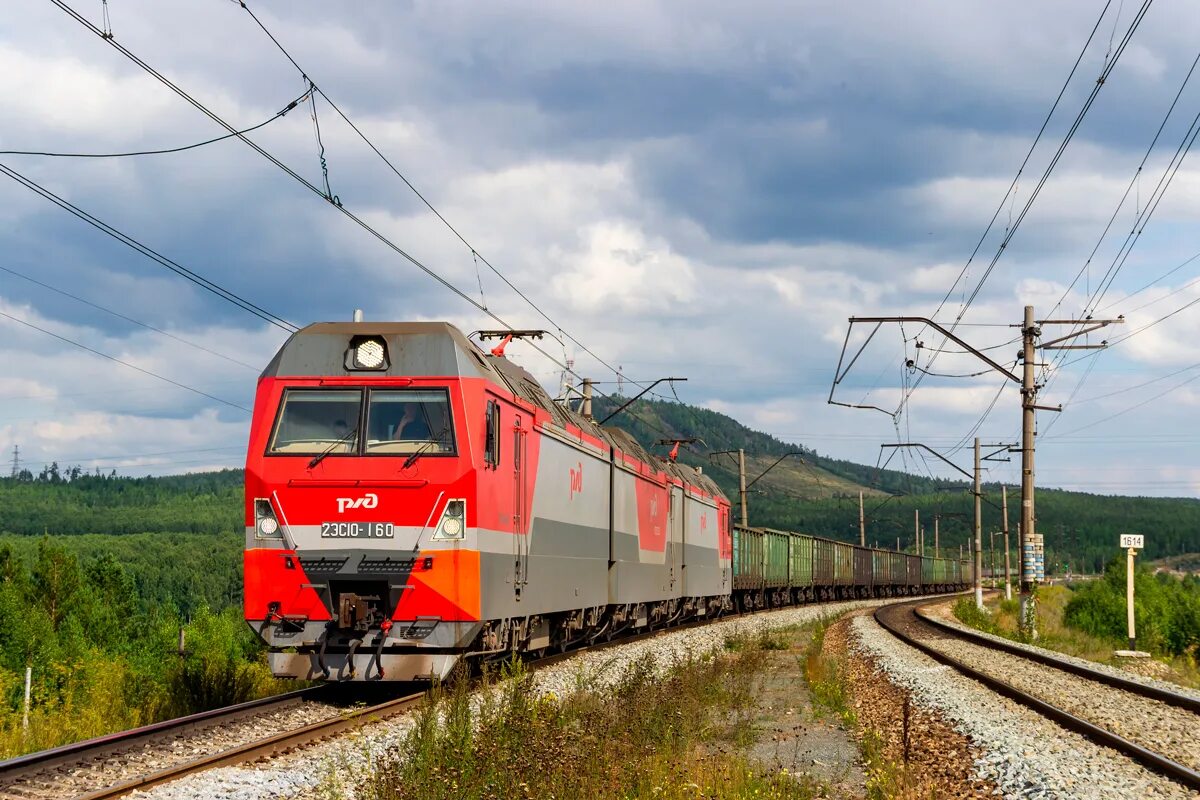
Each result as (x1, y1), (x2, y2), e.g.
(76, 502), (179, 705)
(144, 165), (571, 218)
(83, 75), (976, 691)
(879, 440), (993, 608)
(738, 449), (748, 527)
(835, 309), (1121, 634)
(859, 491), (866, 547)
(974, 437), (983, 610)
(915, 509), (921, 556)
(934, 515), (940, 559)
(1002, 486), (1013, 601)
(709, 448), (804, 528)
(1019, 305), (1038, 633)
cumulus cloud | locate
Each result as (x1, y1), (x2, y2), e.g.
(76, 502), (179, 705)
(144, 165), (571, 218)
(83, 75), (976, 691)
(4, 1), (1200, 495)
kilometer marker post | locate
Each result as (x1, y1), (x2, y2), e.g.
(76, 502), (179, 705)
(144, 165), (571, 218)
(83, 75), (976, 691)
(1120, 533), (1144, 652)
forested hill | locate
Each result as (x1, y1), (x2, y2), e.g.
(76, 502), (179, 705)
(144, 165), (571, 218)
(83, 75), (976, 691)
(2, 398), (1198, 568)
(0, 469), (241, 536)
(592, 397), (1200, 568)
(590, 396), (965, 498)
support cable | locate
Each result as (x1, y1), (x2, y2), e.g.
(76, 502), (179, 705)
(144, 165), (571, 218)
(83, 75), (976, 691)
(230, 0), (652, 396)
(0, 265), (260, 370)
(0, 163), (298, 332)
(47, 0), (687, 444)
(900, 1), (1148, 421)
(0, 89), (309, 159)
(0, 311), (251, 412)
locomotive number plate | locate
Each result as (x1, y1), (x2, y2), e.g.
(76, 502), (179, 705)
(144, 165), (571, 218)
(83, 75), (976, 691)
(320, 522), (395, 538)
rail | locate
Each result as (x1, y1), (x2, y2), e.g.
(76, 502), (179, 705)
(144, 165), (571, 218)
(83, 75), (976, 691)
(874, 600), (1200, 792)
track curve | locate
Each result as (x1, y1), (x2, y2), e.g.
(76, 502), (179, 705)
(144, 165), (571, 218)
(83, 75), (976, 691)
(873, 598), (1200, 792)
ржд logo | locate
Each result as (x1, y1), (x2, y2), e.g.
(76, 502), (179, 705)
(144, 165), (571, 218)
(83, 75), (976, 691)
(336, 493), (379, 514)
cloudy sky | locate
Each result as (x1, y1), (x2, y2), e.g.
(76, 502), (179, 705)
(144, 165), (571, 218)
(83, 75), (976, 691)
(3, 0), (1200, 496)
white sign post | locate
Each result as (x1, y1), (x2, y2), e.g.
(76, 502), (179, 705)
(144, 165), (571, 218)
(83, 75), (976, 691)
(1120, 534), (1144, 653)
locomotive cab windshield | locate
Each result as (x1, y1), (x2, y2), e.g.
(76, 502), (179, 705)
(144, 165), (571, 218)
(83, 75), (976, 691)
(364, 389), (454, 454)
(267, 387), (456, 456)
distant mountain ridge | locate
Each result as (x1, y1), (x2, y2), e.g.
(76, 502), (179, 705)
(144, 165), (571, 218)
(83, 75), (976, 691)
(2, 398), (1197, 569)
(591, 397), (1200, 569)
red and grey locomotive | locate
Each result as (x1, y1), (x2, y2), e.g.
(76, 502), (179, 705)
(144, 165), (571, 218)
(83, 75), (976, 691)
(244, 321), (732, 681)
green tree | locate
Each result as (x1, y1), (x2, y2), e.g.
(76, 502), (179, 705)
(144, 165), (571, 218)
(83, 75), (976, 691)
(32, 538), (82, 630)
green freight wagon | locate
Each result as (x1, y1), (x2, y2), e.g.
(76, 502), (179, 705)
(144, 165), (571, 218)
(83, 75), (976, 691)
(812, 537), (834, 596)
(790, 533), (814, 592)
(732, 526), (764, 592)
(763, 528), (790, 589)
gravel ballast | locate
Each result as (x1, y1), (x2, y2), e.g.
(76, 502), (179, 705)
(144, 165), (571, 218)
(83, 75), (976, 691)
(926, 604), (1200, 704)
(0, 701), (345, 800)
(850, 613), (1196, 799)
(128, 595), (927, 800)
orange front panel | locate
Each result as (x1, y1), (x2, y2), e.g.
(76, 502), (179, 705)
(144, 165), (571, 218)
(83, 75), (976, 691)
(244, 548), (332, 621)
(393, 548), (481, 622)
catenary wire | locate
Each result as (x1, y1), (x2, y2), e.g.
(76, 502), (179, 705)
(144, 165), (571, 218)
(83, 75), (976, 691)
(0, 89), (309, 159)
(0, 265), (260, 370)
(898, 1), (1150, 426)
(1038, 51), (1200, 412)
(918, 0), (1116, 336)
(0, 311), (251, 412)
(1050, 49), (1200, 320)
(46, 0), (690, 447)
(231, 0), (653, 398)
(0, 163), (298, 332)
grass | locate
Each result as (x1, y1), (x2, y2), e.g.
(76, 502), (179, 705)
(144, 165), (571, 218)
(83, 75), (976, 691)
(357, 637), (825, 800)
(0, 607), (286, 758)
(954, 586), (1200, 689)
(803, 618), (915, 800)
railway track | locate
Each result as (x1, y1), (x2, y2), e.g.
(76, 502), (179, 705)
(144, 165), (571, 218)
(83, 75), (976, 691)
(874, 598), (1200, 793)
(1, 592), (935, 800)
(0, 684), (423, 800)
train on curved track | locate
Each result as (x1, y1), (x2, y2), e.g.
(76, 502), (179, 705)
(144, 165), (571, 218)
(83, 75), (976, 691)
(243, 321), (972, 681)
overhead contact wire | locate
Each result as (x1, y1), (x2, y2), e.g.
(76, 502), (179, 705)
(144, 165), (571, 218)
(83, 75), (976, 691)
(0, 311), (251, 412)
(47, 0), (690, 447)
(0, 89), (309, 159)
(0, 265), (260, 370)
(233, 0), (652, 397)
(0, 163), (298, 333)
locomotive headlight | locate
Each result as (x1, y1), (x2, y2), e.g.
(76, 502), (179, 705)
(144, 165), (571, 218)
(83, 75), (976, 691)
(432, 499), (467, 540)
(345, 335), (389, 371)
(356, 339), (385, 368)
(255, 498), (283, 539)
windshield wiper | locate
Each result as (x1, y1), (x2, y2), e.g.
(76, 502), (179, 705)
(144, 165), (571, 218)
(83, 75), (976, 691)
(308, 427), (357, 469)
(402, 428), (449, 470)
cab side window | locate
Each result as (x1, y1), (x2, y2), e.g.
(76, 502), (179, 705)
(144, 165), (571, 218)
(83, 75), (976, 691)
(485, 400), (501, 468)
